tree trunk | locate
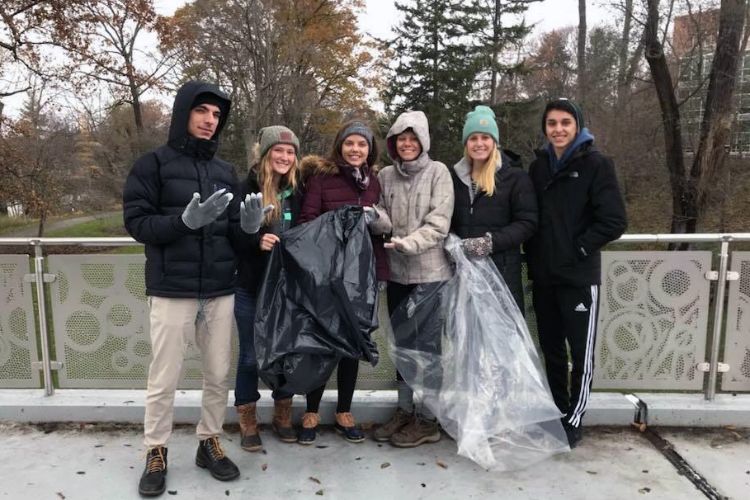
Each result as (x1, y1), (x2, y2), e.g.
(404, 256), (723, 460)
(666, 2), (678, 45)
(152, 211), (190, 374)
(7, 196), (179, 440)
(490, 0), (501, 104)
(37, 210), (46, 237)
(577, 0), (587, 102)
(643, 0), (692, 241)
(690, 0), (747, 228)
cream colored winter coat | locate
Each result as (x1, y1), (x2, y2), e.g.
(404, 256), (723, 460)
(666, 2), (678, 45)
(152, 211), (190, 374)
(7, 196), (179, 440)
(371, 110), (454, 284)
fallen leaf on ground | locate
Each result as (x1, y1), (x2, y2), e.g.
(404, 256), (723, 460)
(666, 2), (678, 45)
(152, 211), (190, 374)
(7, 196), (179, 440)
(436, 460), (448, 469)
(638, 487), (651, 494)
(56, 494), (65, 499)
(381, 462), (390, 469)
(309, 476), (321, 484)
(315, 490), (324, 496)
(261, 464), (268, 471)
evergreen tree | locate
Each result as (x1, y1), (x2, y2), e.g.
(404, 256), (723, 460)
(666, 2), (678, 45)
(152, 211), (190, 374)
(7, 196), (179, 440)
(384, 0), (487, 164)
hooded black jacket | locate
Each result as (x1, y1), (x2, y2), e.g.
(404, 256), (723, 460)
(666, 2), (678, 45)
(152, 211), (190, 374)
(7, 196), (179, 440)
(123, 81), (241, 298)
(450, 151), (538, 309)
(525, 142), (627, 286)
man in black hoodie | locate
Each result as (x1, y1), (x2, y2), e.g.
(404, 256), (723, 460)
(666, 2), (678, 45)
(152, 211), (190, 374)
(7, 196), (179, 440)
(124, 81), (263, 496)
(525, 99), (627, 448)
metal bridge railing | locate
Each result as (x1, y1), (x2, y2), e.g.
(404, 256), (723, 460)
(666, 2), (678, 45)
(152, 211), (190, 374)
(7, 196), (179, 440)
(1, 233), (749, 400)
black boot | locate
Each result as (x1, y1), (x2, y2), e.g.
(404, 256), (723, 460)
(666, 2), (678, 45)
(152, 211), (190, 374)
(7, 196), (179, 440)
(138, 446), (167, 497)
(196, 436), (240, 481)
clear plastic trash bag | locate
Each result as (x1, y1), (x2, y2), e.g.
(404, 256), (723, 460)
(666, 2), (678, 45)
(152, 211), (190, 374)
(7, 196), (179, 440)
(388, 234), (569, 470)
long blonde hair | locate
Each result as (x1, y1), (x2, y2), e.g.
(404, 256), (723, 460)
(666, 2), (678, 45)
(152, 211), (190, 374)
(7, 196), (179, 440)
(464, 143), (501, 197)
(254, 143), (299, 224)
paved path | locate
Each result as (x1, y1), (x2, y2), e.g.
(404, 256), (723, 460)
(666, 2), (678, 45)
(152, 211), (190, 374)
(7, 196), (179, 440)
(0, 423), (747, 499)
(2, 211), (121, 237)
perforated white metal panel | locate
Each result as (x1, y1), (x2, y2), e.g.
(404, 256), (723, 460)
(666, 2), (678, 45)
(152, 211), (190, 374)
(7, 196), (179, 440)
(0, 255), (40, 388)
(722, 252), (750, 392)
(593, 251), (712, 391)
(47, 255), (235, 389)
(44, 255), (396, 390)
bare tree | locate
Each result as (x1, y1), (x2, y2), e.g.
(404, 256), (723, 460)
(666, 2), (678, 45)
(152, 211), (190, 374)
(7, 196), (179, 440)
(644, 0), (748, 238)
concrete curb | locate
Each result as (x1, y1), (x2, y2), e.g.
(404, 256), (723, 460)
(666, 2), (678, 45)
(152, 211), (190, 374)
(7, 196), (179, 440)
(1, 389), (749, 426)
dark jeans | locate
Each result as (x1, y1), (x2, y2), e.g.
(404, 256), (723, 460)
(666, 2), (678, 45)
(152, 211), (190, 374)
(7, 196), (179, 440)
(234, 287), (291, 406)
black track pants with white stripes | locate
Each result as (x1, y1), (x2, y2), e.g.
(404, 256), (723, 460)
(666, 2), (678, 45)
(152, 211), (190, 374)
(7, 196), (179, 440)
(532, 283), (599, 428)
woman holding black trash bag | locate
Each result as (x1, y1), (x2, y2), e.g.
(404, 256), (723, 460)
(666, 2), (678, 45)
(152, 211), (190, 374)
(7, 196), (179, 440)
(296, 120), (389, 445)
(233, 126), (305, 451)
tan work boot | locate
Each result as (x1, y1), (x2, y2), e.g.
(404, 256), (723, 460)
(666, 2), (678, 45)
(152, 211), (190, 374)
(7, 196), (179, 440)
(272, 398), (297, 443)
(236, 403), (262, 452)
(390, 416), (441, 448)
(373, 408), (414, 442)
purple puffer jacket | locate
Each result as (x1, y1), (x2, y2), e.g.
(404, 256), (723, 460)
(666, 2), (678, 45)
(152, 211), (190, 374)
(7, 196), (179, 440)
(299, 155), (389, 281)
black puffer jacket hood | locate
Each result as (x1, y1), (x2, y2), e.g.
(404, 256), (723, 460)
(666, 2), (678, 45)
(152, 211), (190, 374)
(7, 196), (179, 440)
(167, 81), (231, 160)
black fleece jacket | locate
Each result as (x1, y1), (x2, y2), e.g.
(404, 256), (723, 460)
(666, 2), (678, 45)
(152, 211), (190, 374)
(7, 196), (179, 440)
(122, 81), (241, 298)
(525, 143), (627, 286)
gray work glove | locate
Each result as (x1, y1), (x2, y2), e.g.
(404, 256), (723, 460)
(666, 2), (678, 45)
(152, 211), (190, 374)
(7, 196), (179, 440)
(181, 189), (234, 230)
(363, 206), (379, 226)
(240, 193), (274, 234)
(462, 233), (493, 258)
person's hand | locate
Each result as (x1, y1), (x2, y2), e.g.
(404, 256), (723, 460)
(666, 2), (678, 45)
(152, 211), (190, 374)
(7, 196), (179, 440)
(363, 206), (379, 225)
(240, 193), (274, 234)
(181, 189), (233, 230)
(259, 233), (280, 251)
(462, 233), (493, 258)
(384, 236), (406, 252)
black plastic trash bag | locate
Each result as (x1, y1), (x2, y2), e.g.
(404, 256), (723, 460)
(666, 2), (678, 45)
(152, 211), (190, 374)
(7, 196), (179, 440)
(254, 206), (379, 394)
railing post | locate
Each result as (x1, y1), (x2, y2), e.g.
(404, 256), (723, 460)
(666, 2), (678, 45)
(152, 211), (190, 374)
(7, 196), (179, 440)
(706, 239), (730, 401)
(31, 241), (55, 396)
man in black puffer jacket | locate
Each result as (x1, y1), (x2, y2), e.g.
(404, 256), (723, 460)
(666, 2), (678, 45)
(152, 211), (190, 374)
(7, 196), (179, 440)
(525, 99), (627, 449)
(124, 81), (256, 497)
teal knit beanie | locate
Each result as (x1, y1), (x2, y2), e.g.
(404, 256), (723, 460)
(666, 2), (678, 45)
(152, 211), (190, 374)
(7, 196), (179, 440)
(462, 105), (499, 144)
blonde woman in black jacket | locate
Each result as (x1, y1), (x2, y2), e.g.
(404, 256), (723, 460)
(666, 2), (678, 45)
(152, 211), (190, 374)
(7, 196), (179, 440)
(449, 105), (538, 311)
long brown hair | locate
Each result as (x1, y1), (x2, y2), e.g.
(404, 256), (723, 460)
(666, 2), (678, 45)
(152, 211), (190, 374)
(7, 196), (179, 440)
(253, 142), (299, 224)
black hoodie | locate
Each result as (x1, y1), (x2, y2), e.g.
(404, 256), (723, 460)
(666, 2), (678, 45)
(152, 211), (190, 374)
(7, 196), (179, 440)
(123, 81), (241, 298)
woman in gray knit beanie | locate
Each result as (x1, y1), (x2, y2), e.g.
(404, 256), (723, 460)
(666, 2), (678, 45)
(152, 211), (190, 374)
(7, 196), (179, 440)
(233, 125), (304, 451)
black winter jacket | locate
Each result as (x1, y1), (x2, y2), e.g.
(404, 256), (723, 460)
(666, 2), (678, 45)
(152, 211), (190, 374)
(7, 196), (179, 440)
(123, 81), (241, 298)
(450, 153), (538, 309)
(525, 143), (627, 286)
(235, 168), (304, 294)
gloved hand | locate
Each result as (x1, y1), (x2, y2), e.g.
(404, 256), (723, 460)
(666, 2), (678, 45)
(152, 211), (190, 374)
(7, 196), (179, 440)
(363, 206), (379, 225)
(240, 193), (274, 234)
(462, 233), (493, 258)
(181, 189), (234, 230)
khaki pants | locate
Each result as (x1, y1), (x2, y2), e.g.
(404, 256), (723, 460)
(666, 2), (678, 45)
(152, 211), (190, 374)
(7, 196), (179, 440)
(143, 295), (234, 447)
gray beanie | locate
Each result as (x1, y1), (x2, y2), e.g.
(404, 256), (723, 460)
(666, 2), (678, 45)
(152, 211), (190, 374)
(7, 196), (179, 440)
(258, 125), (300, 158)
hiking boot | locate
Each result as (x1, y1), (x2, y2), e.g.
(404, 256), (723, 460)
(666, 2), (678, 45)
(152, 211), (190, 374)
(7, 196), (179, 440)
(138, 446), (167, 497)
(334, 412), (365, 443)
(195, 436), (240, 481)
(237, 402), (262, 452)
(390, 416), (441, 448)
(298, 412), (319, 445)
(373, 408), (414, 442)
(272, 397), (297, 443)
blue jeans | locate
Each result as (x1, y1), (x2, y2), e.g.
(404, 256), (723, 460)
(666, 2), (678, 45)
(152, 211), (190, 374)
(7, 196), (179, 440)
(234, 287), (291, 405)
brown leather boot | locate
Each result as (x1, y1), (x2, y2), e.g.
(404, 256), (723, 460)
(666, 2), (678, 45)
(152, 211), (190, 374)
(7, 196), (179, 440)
(236, 403), (262, 452)
(272, 398), (297, 443)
